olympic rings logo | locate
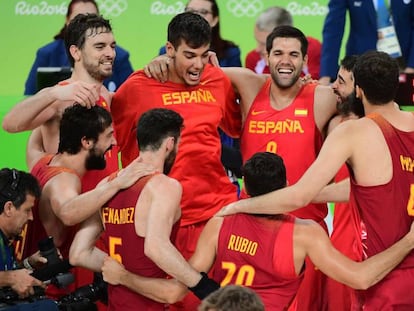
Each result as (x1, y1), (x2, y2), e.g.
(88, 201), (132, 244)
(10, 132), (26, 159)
(96, 0), (128, 17)
(226, 0), (263, 18)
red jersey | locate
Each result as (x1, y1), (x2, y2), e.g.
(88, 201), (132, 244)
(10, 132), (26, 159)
(241, 79), (326, 223)
(245, 36), (321, 79)
(213, 214), (303, 310)
(81, 95), (119, 192)
(327, 164), (363, 311)
(111, 65), (240, 225)
(102, 174), (179, 311)
(17, 155), (79, 260)
(16, 155), (80, 298)
(350, 113), (414, 309)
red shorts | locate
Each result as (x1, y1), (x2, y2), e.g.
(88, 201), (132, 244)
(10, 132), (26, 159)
(170, 221), (209, 311)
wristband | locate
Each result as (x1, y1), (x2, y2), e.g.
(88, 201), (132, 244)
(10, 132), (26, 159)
(23, 258), (34, 270)
(188, 272), (220, 300)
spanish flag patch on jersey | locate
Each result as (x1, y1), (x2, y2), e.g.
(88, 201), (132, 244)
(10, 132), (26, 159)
(294, 108), (308, 116)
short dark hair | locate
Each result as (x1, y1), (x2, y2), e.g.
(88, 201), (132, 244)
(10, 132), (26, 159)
(64, 13), (112, 66)
(137, 108), (184, 151)
(167, 12), (211, 49)
(354, 51), (399, 105)
(266, 25), (308, 57)
(58, 104), (112, 154)
(340, 55), (358, 72)
(242, 152), (286, 197)
(198, 285), (264, 311)
(0, 168), (41, 213)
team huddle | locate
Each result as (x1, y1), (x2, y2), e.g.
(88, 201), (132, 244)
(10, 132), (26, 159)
(1, 0), (414, 311)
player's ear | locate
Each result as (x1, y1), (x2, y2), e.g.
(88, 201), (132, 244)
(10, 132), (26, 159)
(165, 41), (175, 58)
(81, 137), (93, 150)
(69, 45), (81, 63)
(165, 136), (175, 152)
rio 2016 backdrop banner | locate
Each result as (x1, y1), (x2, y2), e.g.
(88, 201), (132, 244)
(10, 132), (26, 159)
(0, 0), (329, 96)
(0, 0), (330, 170)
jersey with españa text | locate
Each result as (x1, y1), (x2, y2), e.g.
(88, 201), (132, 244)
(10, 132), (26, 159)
(213, 213), (303, 310)
(241, 79), (326, 222)
(349, 113), (414, 308)
(102, 174), (179, 311)
(111, 65), (241, 225)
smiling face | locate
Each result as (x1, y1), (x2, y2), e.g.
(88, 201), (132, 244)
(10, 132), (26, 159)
(166, 40), (210, 86)
(77, 28), (116, 82)
(267, 37), (306, 89)
(332, 66), (355, 104)
(85, 124), (116, 170)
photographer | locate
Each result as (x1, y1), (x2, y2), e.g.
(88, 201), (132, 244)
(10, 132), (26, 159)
(0, 168), (45, 299)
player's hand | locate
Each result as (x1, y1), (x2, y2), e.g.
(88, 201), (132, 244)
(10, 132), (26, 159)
(10, 269), (45, 299)
(207, 51), (220, 67)
(318, 76), (331, 86)
(115, 158), (156, 190)
(144, 55), (170, 83)
(301, 73), (317, 85)
(50, 81), (100, 108)
(102, 256), (126, 286)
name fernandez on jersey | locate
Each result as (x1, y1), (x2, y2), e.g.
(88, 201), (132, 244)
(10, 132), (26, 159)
(247, 119), (305, 134)
(162, 89), (216, 106)
(102, 206), (134, 225)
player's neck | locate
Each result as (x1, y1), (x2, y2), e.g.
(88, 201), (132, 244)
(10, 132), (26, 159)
(364, 101), (398, 116)
(269, 82), (302, 110)
(71, 67), (104, 86)
(52, 152), (87, 176)
(138, 151), (166, 174)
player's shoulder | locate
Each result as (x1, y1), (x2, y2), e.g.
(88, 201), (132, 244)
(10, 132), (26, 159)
(149, 173), (181, 190)
(294, 217), (325, 238)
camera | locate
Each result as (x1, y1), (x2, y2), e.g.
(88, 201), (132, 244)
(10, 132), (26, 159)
(32, 236), (74, 289)
(57, 273), (108, 311)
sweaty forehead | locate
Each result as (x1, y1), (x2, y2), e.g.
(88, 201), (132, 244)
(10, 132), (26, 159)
(271, 37), (301, 49)
(85, 27), (112, 38)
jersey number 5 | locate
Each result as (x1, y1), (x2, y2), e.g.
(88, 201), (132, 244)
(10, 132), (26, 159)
(109, 236), (122, 263)
(407, 184), (414, 216)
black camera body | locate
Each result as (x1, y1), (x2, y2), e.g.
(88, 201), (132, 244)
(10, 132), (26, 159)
(32, 236), (74, 288)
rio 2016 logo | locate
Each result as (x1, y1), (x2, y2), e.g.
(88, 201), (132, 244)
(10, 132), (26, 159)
(96, 0), (128, 18)
(226, 0), (263, 18)
(225, 1), (327, 18)
(15, 0), (128, 17)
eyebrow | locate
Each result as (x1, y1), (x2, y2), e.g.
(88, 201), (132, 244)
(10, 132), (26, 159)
(337, 73), (346, 83)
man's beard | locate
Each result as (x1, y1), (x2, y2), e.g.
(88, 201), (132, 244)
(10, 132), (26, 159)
(85, 147), (108, 170)
(270, 70), (300, 90)
(337, 91), (365, 117)
(163, 149), (177, 175)
(84, 61), (112, 82)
